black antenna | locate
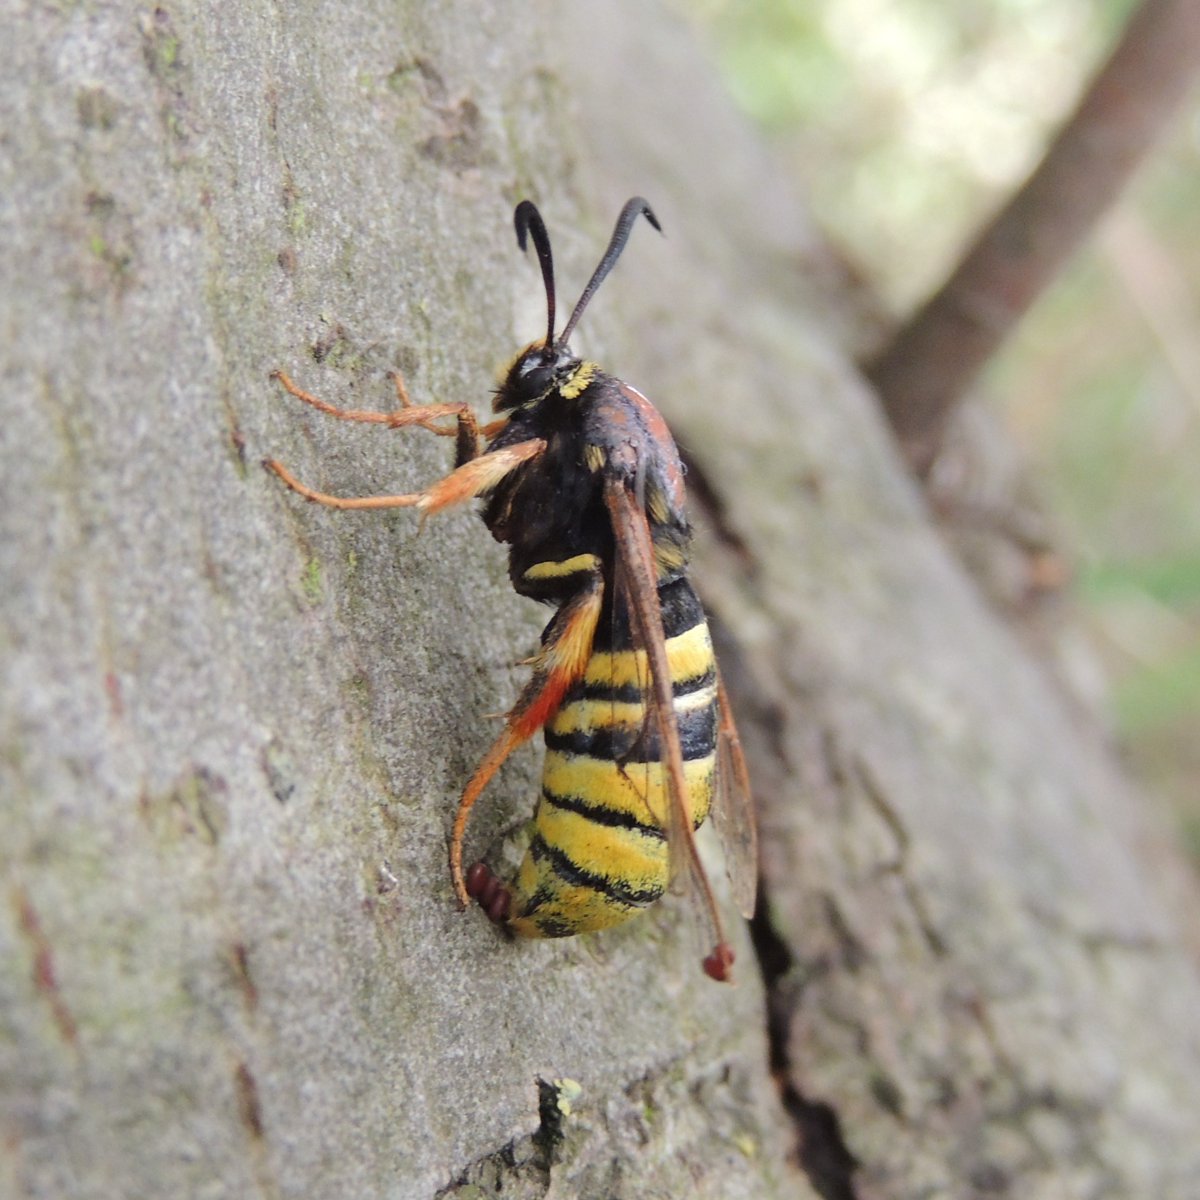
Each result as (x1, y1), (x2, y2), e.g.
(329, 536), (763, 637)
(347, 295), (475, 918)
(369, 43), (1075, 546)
(558, 197), (662, 347)
(514, 201), (556, 350)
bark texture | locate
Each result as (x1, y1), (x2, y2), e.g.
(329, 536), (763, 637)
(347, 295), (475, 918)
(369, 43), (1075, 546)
(3, 3), (1199, 1199)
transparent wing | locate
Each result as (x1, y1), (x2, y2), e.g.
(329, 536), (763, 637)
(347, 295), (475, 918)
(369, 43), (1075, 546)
(711, 672), (758, 919)
(603, 476), (735, 981)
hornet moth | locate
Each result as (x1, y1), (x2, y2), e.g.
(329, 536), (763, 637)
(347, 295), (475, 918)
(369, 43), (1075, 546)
(265, 199), (757, 981)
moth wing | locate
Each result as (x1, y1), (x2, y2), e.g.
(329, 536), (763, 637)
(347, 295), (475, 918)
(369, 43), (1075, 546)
(602, 475), (733, 977)
(711, 672), (758, 919)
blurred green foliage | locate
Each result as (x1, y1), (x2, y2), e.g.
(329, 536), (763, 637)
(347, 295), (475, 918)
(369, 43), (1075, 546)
(685, 0), (1200, 843)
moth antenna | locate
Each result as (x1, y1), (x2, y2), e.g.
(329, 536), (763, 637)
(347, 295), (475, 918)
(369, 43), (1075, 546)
(514, 200), (556, 350)
(559, 197), (662, 347)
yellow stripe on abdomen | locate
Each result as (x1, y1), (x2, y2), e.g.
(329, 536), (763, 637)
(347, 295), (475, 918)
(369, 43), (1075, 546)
(542, 749), (715, 830)
(505, 586), (720, 940)
(581, 620), (713, 691)
(551, 678), (717, 734)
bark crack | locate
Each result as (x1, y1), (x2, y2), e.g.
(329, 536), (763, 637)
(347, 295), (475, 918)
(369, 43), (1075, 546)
(749, 900), (861, 1200)
(685, 438), (863, 1198)
(850, 751), (948, 958)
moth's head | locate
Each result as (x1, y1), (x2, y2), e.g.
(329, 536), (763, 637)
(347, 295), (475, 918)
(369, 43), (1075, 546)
(493, 341), (580, 412)
(496, 197), (660, 414)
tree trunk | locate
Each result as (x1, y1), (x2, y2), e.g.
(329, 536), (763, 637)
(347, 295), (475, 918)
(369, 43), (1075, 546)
(4, 3), (1198, 1199)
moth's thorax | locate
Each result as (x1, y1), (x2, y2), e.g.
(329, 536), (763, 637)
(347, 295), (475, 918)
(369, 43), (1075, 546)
(481, 367), (692, 605)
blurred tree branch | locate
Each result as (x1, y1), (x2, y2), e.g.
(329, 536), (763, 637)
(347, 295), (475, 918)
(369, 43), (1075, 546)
(866, 0), (1200, 476)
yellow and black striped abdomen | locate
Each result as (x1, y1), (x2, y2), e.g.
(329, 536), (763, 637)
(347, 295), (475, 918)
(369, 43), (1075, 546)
(507, 578), (718, 938)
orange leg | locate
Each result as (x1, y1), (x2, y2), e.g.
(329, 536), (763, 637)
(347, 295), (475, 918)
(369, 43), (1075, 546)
(449, 570), (604, 906)
(272, 369), (489, 444)
(263, 437), (545, 517)
(267, 370), (528, 515)
(385, 371), (506, 442)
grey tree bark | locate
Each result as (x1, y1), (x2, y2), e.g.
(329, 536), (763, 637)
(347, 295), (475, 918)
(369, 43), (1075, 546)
(3, 3), (1198, 1199)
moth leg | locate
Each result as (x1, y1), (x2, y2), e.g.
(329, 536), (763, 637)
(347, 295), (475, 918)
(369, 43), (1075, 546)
(387, 371), (509, 448)
(271, 368), (487, 447)
(451, 565), (604, 911)
(263, 437), (545, 517)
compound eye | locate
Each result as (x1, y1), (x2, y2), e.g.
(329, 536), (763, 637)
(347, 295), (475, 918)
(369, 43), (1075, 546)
(493, 351), (552, 411)
(494, 343), (574, 412)
(519, 364), (554, 396)
(517, 351), (546, 379)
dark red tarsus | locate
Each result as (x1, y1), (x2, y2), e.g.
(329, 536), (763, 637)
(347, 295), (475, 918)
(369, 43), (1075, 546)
(465, 861), (511, 925)
(702, 942), (735, 983)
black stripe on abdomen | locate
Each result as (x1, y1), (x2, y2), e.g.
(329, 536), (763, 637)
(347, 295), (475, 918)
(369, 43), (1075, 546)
(528, 833), (663, 907)
(542, 701), (718, 762)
